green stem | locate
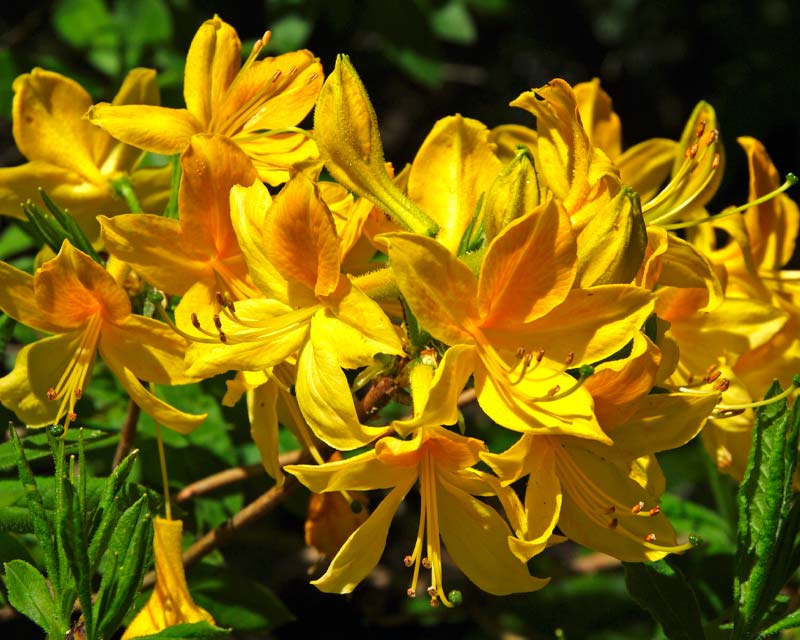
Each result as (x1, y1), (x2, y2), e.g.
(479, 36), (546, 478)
(110, 176), (142, 213)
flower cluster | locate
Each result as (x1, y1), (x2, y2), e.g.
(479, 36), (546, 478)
(0, 14), (797, 618)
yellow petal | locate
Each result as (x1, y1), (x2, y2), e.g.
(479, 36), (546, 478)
(296, 319), (392, 450)
(87, 103), (202, 155)
(99, 315), (192, 385)
(607, 392), (718, 456)
(407, 115), (502, 253)
(247, 380), (283, 484)
(488, 124), (538, 163)
(99, 215), (209, 296)
(310, 479), (415, 594)
(237, 132), (321, 186)
(286, 450), (414, 493)
(616, 138), (678, 203)
(0, 258), (63, 332)
(12, 68), (104, 184)
(437, 476), (549, 594)
(122, 517), (214, 639)
(179, 134), (259, 256)
(478, 199), (576, 327)
(0, 333), (85, 427)
(574, 78), (621, 160)
(35, 241), (130, 328)
(385, 232), (479, 345)
(265, 174), (341, 296)
(109, 363), (206, 435)
(183, 16), (241, 130)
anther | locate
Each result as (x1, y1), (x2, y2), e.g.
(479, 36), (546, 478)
(515, 346), (526, 359)
(403, 555), (413, 567)
(213, 314), (223, 331)
(712, 154), (721, 170)
(191, 313), (201, 329)
(609, 518), (619, 529)
(427, 586), (437, 597)
(648, 506), (661, 516)
(219, 331), (227, 344)
(564, 352), (574, 366)
(524, 352), (533, 367)
(47, 388), (57, 401)
(685, 143), (699, 160)
(74, 388), (82, 399)
(271, 70), (282, 83)
(536, 348), (545, 363)
(644, 533), (657, 543)
(705, 129), (719, 145)
(422, 557), (432, 569)
(604, 506), (616, 514)
(68, 412), (78, 422)
(631, 501), (644, 515)
(215, 291), (226, 307)
(288, 66), (298, 76)
(547, 385), (561, 397)
(227, 299), (236, 313)
(695, 120), (706, 139)
(430, 597), (440, 608)
(307, 72), (319, 84)
(407, 588), (416, 598)
(713, 378), (730, 392)
(705, 370), (721, 384)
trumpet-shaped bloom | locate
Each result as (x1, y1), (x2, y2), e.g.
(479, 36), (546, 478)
(386, 199), (654, 441)
(88, 16), (323, 185)
(122, 518), (215, 639)
(0, 68), (170, 238)
(184, 175), (403, 449)
(286, 359), (548, 604)
(0, 242), (205, 433)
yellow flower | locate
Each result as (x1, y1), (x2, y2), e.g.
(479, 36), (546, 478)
(286, 359), (547, 605)
(385, 199), (654, 441)
(122, 518), (215, 639)
(88, 16), (323, 185)
(0, 241), (205, 433)
(0, 68), (170, 238)
(184, 174), (403, 449)
(100, 134), (261, 332)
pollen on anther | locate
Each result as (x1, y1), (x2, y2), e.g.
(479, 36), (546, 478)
(47, 388), (57, 401)
(406, 588), (416, 598)
(430, 597), (440, 608)
(705, 370), (721, 384)
(713, 378), (730, 392)
(427, 586), (437, 597)
(712, 153), (721, 170)
(685, 143), (699, 159)
(695, 120), (706, 139)
(74, 388), (82, 399)
(403, 555), (413, 567)
(68, 412), (78, 422)
(422, 557), (432, 569)
(648, 506), (661, 516)
(644, 533), (657, 543)
(631, 501), (644, 514)
(705, 129), (719, 145)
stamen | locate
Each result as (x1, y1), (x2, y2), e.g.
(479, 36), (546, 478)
(648, 506), (661, 516)
(609, 518), (619, 529)
(406, 588), (416, 598)
(47, 388), (57, 400)
(644, 533), (657, 543)
(403, 555), (413, 567)
(631, 501), (644, 515)
(714, 377), (798, 413)
(422, 557), (432, 569)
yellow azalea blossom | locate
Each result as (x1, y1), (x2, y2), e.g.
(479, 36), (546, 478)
(286, 358), (548, 605)
(0, 68), (170, 238)
(482, 384), (717, 562)
(509, 80), (647, 285)
(88, 16), (323, 185)
(0, 241), (205, 433)
(100, 134), (261, 331)
(385, 199), (654, 441)
(184, 175), (403, 450)
(122, 517), (215, 639)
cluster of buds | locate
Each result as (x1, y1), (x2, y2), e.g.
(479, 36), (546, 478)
(0, 15), (797, 617)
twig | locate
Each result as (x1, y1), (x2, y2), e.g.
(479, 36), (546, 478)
(112, 400), (141, 468)
(458, 387), (477, 406)
(0, 605), (18, 622)
(141, 466), (304, 589)
(175, 450), (304, 503)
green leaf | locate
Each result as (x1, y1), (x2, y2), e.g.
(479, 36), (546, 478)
(96, 497), (152, 638)
(3, 559), (61, 636)
(759, 607), (800, 637)
(659, 493), (735, 555)
(52, 0), (115, 49)
(624, 559), (706, 640)
(0, 428), (117, 471)
(62, 480), (95, 639)
(265, 13), (313, 52)
(734, 380), (798, 638)
(430, 0), (477, 44)
(190, 562), (294, 632)
(133, 621), (232, 639)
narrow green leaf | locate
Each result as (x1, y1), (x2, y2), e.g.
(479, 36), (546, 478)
(62, 480), (95, 639)
(133, 621), (232, 639)
(88, 449), (139, 571)
(9, 427), (58, 583)
(0, 428), (117, 471)
(3, 559), (61, 636)
(97, 498), (153, 638)
(624, 559), (705, 640)
(759, 607), (800, 638)
(734, 381), (793, 637)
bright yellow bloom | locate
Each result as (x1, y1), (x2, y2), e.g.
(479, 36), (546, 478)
(0, 242), (205, 433)
(88, 16), (323, 185)
(0, 68), (170, 238)
(100, 134), (261, 331)
(122, 518), (215, 639)
(386, 199), (654, 441)
(184, 175), (403, 449)
(286, 359), (548, 604)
